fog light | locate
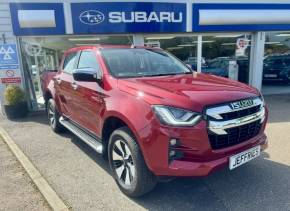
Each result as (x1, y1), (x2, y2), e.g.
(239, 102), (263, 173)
(169, 150), (176, 157)
(170, 139), (177, 146)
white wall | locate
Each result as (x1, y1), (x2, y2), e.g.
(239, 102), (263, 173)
(0, 2), (16, 113)
(0, 3), (15, 46)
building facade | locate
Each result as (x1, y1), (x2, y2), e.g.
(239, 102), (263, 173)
(1, 0), (290, 110)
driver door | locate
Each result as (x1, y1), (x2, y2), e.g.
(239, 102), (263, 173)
(69, 50), (104, 136)
(54, 51), (78, 119)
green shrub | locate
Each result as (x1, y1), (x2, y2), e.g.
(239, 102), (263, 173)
(4, 85), (26, 105)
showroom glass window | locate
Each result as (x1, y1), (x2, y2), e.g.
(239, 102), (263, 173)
(144, 36), (198, 69)
(202, 34), (251, 83)
(262, 32), (290, 94)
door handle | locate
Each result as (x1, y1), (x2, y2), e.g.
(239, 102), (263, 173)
(71, 82), (78, 90)
(56, 77), (62, 84)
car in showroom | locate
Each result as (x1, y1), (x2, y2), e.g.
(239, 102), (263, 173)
(184, 57), (228, 77)
(41, 45), (268, 197)
(263, 54), (290, 83)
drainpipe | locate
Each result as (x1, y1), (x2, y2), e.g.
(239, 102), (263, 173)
(197, 35), (202, 73)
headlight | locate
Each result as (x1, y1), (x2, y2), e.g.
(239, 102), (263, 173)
(152, 106), (202, 127)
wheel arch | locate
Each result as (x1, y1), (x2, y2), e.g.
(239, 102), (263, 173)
(44, 91), (53, 104)
(101, 113), (142, 160)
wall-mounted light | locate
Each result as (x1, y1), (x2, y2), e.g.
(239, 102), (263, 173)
(265, 42), (281, 45)
(69, 37), (101, 41)
(221, 43), (236, 46)
(215, 34), (243, 38)
(146, 36), (175, 40)
(167, 47), (183, 50)
(193, 40), (214, 43)
(276, 34), (290, 37)
(178, 44), (196, 47)
(75, 43), (99, 46)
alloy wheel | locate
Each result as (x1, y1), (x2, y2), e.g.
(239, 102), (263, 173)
(48, 103), (55, 126)
(112, 140), (135, 187)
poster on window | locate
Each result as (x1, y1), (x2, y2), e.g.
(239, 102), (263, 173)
(235, 38), (249, 57)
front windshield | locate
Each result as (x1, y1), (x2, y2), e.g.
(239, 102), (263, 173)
(101, 48), (191, 78)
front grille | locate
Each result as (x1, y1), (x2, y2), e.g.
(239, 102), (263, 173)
(220, 105), (261, 120)
(208, 120), (262, 150)
(206, 97), (265, 150)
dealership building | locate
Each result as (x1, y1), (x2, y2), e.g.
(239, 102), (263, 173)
(0, 0), (290, 111)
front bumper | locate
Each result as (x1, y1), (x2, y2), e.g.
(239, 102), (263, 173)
(138, 119), (268, 177)
(160, 134), (267, 177)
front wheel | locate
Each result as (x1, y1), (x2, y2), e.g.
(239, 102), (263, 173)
(108, 127), (157, 197)
(47, 99), (64, 133)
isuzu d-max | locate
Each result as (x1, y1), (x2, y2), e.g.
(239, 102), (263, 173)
(41, 45), (268, 197)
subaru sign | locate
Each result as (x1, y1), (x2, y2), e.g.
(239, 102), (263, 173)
(79, 10), (105, 25)
(71, 2), (186, 34)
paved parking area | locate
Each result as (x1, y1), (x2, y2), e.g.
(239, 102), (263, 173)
(262, 84), (290, 95)
(0, 94), (290, 211)
(0, 136), (50, 211)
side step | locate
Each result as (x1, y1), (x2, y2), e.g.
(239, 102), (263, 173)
(59, 117), (103, 154)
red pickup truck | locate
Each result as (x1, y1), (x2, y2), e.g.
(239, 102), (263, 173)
(41, 45), (268, 197)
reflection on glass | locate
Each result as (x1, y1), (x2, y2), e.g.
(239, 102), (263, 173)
(202, 35), (251, 83)
(263, 32), (290, 85)
(144, 36), (198, 69)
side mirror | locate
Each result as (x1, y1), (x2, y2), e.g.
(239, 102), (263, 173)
(73, 67), (101, 82)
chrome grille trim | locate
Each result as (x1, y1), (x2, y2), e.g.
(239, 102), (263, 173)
(206, 97), (265, 135)
(206, 98), (263, 120)
(208, 107), (265, 135)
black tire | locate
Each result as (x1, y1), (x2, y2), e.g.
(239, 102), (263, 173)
(108, 127), (157, 197)
(47, 99), (64, 133)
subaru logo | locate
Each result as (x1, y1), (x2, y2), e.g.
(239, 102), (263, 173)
(79, 10), (105, 25)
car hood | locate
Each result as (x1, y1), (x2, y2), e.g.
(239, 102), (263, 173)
(118, 73), (259, 112)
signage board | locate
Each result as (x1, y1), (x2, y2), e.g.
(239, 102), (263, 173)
(0, 44), (19, 66)
(0, 44), (22, 85)
(10, 3), (65, 36)
(192, 4), (290, 32)
(1, 77), (22, 84)
(71, 2), (186, 34)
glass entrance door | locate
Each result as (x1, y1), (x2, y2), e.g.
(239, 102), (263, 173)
(20, 40), (58, 110)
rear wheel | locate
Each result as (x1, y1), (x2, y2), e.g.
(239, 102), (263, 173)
(108, 127), (157, 197)
(47, 99), (64, 133)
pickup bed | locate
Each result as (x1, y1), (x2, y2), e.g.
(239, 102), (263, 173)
(41, 45), (268, 197)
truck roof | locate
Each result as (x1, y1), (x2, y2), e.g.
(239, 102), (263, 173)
(65, 45), (158, 54)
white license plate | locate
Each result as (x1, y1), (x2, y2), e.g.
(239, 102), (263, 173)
(264, 74), (277, 78)
(229, 146), (261, 170)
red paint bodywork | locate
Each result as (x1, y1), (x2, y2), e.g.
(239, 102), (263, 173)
(41, 45), (268, 177)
